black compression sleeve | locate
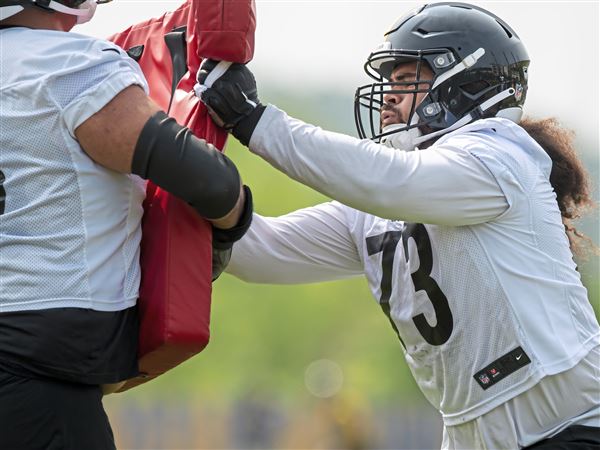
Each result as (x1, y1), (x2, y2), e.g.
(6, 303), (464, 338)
(131, 111), (241, 219)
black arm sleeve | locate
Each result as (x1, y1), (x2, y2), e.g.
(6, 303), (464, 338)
(131, 111), (241, 219)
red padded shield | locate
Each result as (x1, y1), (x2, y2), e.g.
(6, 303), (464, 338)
(109, 0), (256, 392)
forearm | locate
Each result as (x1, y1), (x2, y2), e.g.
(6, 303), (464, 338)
(228, 204), (363, 284)
(196, 62), (506, 225)
(249, 105), (508, 226)
(132, 110), (243, 221)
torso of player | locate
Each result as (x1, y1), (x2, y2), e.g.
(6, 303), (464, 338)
(0, 28), (148, 312)
(346, 205), (597, 425)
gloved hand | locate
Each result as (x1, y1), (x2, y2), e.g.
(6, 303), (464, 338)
(197, 60), (266, 146)
(211, 247), (232, 282)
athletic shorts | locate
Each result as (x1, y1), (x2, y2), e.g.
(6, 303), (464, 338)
(525, 425), (600, 449)
(0, 369), (116, 450)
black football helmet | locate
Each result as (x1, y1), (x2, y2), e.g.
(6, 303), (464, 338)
(354, 2), (530, 145)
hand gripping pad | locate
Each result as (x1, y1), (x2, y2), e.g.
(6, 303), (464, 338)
(109, 0), (256, 392)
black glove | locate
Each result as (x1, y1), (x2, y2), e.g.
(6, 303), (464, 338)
(211, 185), (254, 281)
(211, 247), (232, 282)
(198, 60), (266, 146)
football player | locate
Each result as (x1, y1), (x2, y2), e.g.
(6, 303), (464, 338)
(0, 2), (252, 449)
(199, 3), (600, 449)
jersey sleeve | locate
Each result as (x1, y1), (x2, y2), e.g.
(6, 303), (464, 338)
(47, 37), (149, 138)
(249, 105), (509, 226)
(227, 201), (363, 284)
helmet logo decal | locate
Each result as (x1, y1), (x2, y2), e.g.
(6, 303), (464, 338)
(514, 84), (524, 101)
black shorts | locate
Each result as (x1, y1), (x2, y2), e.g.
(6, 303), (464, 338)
(0, 370), (116, 450)
(525, 425), (600, 449)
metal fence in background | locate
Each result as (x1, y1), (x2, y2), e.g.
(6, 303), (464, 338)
(106, 396), (443, 450)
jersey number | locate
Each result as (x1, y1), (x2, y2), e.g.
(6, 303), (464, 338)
(0, 170), (5, 215)
(366, 223), (453, 346)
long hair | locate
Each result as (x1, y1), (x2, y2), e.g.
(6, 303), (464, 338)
(519, 117), (597, 259)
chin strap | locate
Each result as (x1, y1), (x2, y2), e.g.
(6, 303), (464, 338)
(0, 0), (110, 21)
(431, 48), (486, 90)
(42, 0), (89, 15)
(413, 87), (517, 146)
(0, 6), (23, 20)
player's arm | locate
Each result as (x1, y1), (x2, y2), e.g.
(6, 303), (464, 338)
(75, 84), (248, 230)
(249, 111), (507, 226)
(228, 202), (363, 284)
(198, 62), (507, 226)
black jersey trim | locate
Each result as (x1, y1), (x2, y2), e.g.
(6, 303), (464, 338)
(474, 346), (531, 390)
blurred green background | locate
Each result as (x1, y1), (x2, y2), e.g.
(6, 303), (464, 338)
(106, 88), (599, 450)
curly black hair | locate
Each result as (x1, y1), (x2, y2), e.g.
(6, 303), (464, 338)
(520, 117), (598, 260)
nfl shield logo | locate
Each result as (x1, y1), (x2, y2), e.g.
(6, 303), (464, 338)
(478, 373), (491, 385)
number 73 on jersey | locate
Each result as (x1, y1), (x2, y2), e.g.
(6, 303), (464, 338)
(366, 223), (454, 347)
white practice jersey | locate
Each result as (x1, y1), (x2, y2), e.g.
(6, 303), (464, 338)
(0, 28), (148, 312)
(228, 105), (600, 447)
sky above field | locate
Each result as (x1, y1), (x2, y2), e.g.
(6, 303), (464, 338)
(79, 1), (599, 146)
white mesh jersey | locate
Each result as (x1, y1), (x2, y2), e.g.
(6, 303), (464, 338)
(0, 28), (148, 312)
(228, 106), (600, 447)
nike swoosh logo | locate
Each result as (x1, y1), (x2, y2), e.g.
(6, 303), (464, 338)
(516, 354), (523, 360)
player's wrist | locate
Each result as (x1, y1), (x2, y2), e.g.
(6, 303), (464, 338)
(232, 104), (266, 146)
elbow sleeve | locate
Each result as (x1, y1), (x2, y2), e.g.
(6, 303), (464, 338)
(131, 111), (241, 219)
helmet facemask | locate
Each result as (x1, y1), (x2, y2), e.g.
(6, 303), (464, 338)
(355, 48), (447, 149)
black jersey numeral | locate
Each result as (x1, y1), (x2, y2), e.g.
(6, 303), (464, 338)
(366, 230), (406, 348)
(402, 223), (453, 345)
(0, 170), (5, 215)
(366, 224), (453, 346)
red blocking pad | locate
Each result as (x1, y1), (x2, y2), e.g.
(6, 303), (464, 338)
(109, 0), (256, 392)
